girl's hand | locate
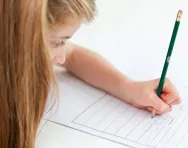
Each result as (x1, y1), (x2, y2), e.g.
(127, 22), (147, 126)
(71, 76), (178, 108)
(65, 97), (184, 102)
(123, 78), (181, 115)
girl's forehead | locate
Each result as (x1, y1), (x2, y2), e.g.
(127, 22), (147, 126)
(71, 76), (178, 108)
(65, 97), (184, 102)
(48, 19), (82, 40)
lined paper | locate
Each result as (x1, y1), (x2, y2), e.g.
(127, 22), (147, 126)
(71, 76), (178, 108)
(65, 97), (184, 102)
(44, 73), (188, 148)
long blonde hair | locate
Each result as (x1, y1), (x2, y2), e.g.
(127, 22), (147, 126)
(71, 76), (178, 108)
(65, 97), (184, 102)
(47, 0), (96, 29)
(0, 0), (55, 147)
(0, 0), (96, 148)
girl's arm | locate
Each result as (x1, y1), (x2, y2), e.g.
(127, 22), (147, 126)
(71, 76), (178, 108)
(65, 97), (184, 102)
(63, 43), (130, 101)
(62, 43), (181, 114)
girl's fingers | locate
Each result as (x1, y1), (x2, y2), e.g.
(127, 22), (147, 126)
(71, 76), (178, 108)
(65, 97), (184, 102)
(161, 94), (175, 104)
(162, 78), (179, 97)
(132, 101), (172, 115)
(169, 99), (182, 105)
(148, 106), (172, 115)
(150, 95), (170, 113)
(161, 93), (181, 105)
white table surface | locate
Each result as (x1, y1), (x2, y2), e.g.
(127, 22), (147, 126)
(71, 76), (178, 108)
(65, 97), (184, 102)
(36, 0), (188, 147)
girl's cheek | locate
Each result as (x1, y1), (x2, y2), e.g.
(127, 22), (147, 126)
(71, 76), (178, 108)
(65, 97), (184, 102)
(49, 50), (56, 61)
(49, 47), (60, 60)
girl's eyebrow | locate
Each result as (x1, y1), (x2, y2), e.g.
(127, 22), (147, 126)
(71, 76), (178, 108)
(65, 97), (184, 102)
(50, 35), (71, 40)
(60, 36), (71, 39)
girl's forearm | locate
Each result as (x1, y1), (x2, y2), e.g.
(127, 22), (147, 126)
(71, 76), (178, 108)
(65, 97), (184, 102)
(64, 44), (132, 100)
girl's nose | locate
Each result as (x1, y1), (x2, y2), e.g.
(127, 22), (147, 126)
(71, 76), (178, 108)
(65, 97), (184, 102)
(53, 54), (66, 65)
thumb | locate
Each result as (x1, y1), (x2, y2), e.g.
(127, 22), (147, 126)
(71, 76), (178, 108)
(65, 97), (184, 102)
(151, 95), (170, 113)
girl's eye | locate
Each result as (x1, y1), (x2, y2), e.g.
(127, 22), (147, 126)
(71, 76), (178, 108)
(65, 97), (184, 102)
(52, 41), (65, 48)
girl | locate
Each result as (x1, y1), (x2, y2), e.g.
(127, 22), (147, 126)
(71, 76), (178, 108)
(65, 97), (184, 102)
(0, 0), (181, 148)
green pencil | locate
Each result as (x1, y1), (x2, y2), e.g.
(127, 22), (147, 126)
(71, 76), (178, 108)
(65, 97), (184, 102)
(152, 10), (183, 118)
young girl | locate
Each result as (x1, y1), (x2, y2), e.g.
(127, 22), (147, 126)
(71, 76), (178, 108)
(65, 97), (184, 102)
(0, 0), (181, 148)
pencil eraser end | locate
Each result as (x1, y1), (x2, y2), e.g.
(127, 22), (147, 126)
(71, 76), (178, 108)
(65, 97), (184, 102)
(179, 10), (183, 13)
(177, 10), (183, 21)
